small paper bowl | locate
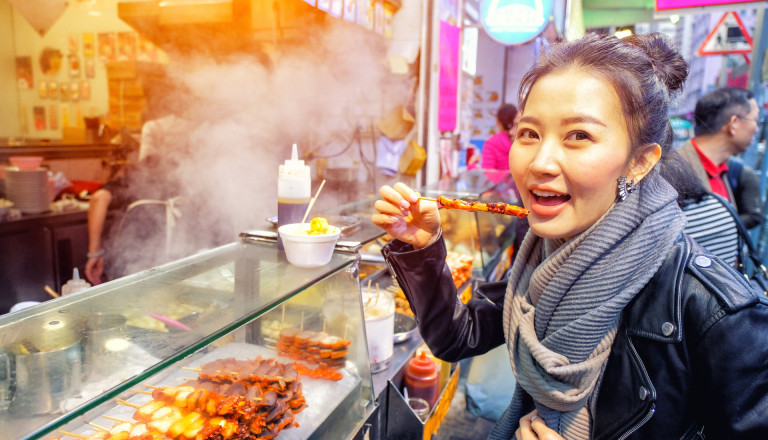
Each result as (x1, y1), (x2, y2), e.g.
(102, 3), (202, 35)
(278, 223), (341, 268)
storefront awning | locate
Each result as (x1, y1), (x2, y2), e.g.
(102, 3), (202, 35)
(581, 0), (656, 28)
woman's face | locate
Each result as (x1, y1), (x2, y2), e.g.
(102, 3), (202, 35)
(510, 67), (635, 240)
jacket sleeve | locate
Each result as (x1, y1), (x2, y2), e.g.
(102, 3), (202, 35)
(690, 293), (768, 438)
(382, 233), (507, 362)
(735, 165), (764, 229)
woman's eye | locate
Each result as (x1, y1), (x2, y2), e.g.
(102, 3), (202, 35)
(566, 131), (591, 141)
(518, 128), (539, 140)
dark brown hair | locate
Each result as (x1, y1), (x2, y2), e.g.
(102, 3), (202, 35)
(518, 32), (689, 162)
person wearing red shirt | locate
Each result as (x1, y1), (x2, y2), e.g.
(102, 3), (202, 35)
(678, 87), (763, 229)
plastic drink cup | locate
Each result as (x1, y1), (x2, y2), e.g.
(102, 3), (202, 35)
(363, 289), (394, 373)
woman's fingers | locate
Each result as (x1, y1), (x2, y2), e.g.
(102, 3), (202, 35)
(379, 184), (411, 210)
(393, 182), (420, 204)
(374, 199), (406, 217)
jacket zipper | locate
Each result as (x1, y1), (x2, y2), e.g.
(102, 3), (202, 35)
(617, 405), (655, 440)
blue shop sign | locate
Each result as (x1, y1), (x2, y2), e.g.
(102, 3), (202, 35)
(480, 0), (554, 45)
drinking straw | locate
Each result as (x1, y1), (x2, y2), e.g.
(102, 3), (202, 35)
(300, 179), (327, 227)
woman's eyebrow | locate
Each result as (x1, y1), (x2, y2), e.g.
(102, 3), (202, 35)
(561, 116), (607, 127)
(518, 115), (607, 127)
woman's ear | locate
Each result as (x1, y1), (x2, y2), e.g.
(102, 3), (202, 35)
(628, 143), (661, 183)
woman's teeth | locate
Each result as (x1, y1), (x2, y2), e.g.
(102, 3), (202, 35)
(531, 189), (571, 206)
(532, 189), (560, 197)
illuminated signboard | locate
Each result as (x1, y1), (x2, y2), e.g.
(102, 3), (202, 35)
(480, 0), (554, 45)
(656, 0), (764, 10)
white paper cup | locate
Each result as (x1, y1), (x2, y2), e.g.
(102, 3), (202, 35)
(278, 223), (341, 268)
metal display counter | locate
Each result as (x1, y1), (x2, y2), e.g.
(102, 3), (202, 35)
(0, 238), (375, 440)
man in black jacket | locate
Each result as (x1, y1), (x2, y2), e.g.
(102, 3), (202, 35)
(678, 87), (764, 229)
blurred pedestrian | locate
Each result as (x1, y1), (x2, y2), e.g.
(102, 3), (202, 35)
(678, 87), (764, 229)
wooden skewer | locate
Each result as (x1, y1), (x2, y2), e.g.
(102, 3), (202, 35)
(58, 430), (88, 439)
(418, 197), (438, 202)
(88, 422), (110, 431)
(181, 366), (202, 372)
(300, 179), (326, 226)
(145, 384), (159, 389)
(115, 398), (141, 409)
(44, 284), (60, 298)
(103, 415), (131, 423)
(132, 389), (152, 395)
(375, 283), (381, 305)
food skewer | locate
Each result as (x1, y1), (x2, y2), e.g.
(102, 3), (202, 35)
(102, 415), (131, 423)
(115, 398), (141, 409)
(87, 422), (109, 432)
(419, 195), (529, 217)
(57, 430), (87, 439)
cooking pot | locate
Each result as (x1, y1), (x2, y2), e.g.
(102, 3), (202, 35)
(0, 318), (83, 414)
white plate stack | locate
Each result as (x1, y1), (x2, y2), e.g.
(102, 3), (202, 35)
(5, 167), (50, 214)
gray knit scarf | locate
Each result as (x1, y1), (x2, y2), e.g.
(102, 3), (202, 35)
(493, 170), (686, 440)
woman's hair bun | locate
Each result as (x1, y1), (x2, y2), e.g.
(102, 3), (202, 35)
(625, 33), (689, 93)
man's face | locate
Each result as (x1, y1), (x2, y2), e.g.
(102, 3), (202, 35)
(733, 98), (760, 153)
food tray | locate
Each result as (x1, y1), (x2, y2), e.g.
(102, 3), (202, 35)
(62, 343), (362, 439)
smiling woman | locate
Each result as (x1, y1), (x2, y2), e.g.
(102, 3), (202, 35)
(373, 32), (768, 440)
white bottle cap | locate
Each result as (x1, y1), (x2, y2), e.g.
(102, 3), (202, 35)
(279, 144), (310, 177)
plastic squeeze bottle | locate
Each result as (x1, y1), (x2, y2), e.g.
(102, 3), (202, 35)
(404, 351), (440, 409)
(278, 144), (311, 249)
(61, 268), (91, 296)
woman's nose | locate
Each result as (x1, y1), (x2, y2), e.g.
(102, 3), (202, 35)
(528, 142), (560, 176)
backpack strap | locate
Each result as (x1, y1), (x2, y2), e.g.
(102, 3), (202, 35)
(727, 157), (744, 194)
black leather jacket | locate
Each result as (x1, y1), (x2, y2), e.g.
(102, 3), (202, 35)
(382, 233), (768, 439)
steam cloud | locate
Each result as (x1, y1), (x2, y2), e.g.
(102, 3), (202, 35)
(110, 21), (408, 277)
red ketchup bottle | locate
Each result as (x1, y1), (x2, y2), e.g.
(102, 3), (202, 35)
(404, 352), (440, 409)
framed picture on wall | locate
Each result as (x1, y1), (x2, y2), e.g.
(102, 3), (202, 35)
(83, 32), (95, 57)
(15, 56), (32, 89)
(38, 81), (48, 99)
(70, 82), (79, 101)
(59, 82), (69, 101)
(98, 33), (117, 62)
(48, 104), (59, 130)
(84, 59), (95, 78)
(137, 36), (158, 62)
(80, 81), (90, 100)
(33, 106), (46, 131)
(68, 54), (80, 78)
(69, 34), (79, 54)
(48, 81), (58, 99)
(61, 104), (71, 127)
(117, 32), (137, 61)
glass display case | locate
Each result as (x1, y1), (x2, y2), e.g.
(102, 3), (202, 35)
(0, 238), (375, 440)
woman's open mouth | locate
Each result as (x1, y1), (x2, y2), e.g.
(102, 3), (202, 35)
(530, 189), (571, 216)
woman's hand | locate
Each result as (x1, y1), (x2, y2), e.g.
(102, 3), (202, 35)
(515, 411), (564, 440)
(371, 182), (441, 249)
(85, 257), (104, 285)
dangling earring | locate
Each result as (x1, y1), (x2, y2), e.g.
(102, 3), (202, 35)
(618, 176), (636, 201)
